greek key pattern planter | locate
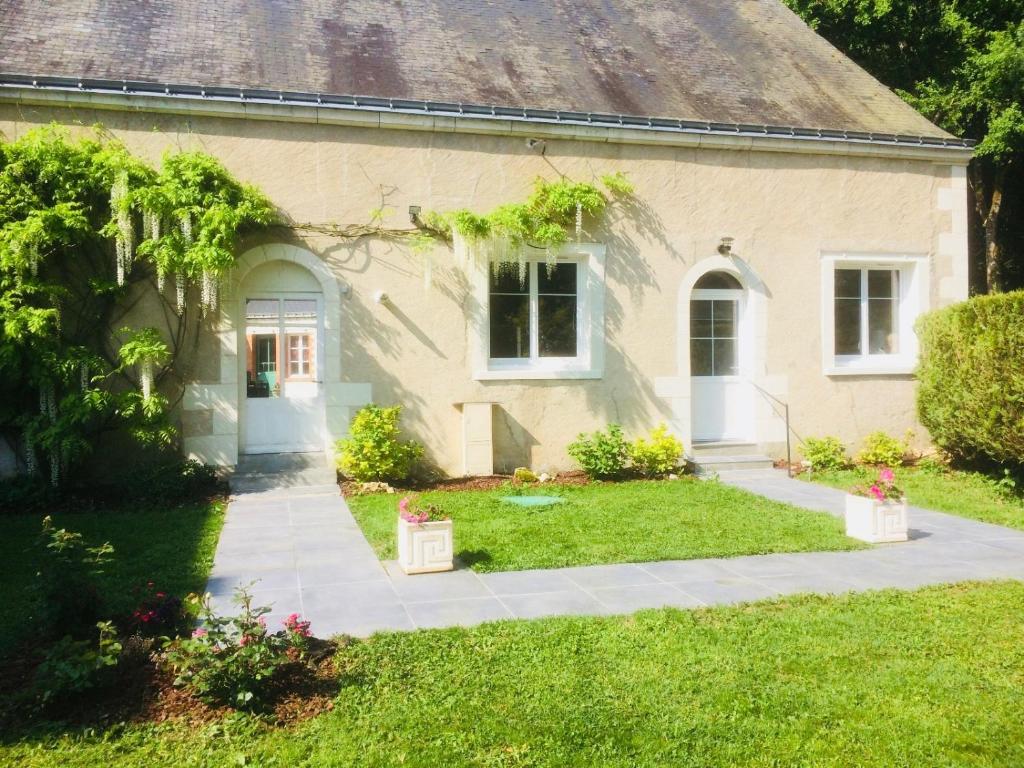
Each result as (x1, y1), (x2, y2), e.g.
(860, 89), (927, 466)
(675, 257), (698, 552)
(844, 494), (908, 543)
(397, 518), (454, 574)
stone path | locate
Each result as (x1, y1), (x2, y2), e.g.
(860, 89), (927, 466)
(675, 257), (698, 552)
(207, 466), (1024, 638)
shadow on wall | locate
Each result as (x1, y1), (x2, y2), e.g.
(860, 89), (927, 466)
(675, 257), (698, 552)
(492, 408), (539, 473)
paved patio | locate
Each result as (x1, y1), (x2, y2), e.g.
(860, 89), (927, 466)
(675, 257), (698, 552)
(207, 468), (1024, 638)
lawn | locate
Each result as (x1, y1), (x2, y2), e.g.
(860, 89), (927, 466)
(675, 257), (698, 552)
(803, 466), (1024, 531)
(4, 580), (1023, 767)
(348, 479), (865, 572)
(0, 501), (226, 657)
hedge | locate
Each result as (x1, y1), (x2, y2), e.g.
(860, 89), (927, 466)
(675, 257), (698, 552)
(916, 291), (1024, 466)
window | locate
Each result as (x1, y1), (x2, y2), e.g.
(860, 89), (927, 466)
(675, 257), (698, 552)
(821, 253), (928, 375)
(690, 299), (738, 376)
(286, 333), (313, 378)
(488, 262), (578, 360)
(473, 245), (605, 379)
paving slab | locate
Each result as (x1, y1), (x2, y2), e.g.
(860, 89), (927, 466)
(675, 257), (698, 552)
(208, 464), (1024, 639)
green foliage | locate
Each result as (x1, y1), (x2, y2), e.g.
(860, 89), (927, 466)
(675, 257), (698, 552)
(916, 291), (1024, 466)
(32, 516), (113, 639)
(31, 621), (122, 707)
(567, 424), (631, 479)
(0, 125), (274, 484)
(801, 436), (850, 472)
(163, 588), (301, 709)
(856, 431), (908, 467)
(629, 424), (683, 477)
(439, 174), (628, 251)
(337, 404), (425, 483)
(513, 467), (539, 483)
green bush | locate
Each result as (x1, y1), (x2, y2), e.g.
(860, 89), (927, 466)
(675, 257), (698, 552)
(630, 424), (683, 477)
(337, 405), (424, 483)
(857, 431), (907, 467)
(917, 291), (1024, 467)
(32, 621), (122, 707)
(163, 588), (305, 709)
(568, 425), (630, 479)
(801, 436), (849, 472)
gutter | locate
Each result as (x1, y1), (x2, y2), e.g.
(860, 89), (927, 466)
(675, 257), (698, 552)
(0, 73), (975, 160)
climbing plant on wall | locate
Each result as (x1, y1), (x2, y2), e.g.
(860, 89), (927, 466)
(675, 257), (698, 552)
(0, 125), (274, 484)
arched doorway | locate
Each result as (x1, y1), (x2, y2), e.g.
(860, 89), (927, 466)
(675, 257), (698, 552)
(238, 259), (327, 454)
(690, 270), (754, 442)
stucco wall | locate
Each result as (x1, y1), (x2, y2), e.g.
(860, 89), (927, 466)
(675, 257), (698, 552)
(0, 104), (969, 474)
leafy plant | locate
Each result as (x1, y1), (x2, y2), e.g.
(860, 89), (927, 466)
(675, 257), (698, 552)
(163, 587), (306, 709)
(629, 424), (683, 477)
(857, 431), (908, 467)
(801, 436), (850, 472)
(398, 494), (448, 524)
(850, 467), (904, 502)
(32, 516), (113, 638)
(568, 424), (630, 479)
(513, 467), (539, 483)
(337, 404), (424, 483)
(0, 126), (275, 486)
(128, 582), (198, 638)
(32, 620), (123, 707)
(917, 292), (1024, 467)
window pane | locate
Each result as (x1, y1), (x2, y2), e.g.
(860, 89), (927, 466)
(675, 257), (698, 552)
(694, 271), (742, 290)
(834, 298), (862, 355)
(489, 294), (530, 358)
(246, 332), (278, 398)
(867, 270), (895, 299)
(712, 300), (737, 338)
(690, 300), (712, 338)
(539, 295), (577, 357)
(868, 298), (898, 353)
(690, 338), (713, 376)
(283, 299), (317, 319)
(835, 269), (862, 299)
(489, 263), (529, 293)
(713, 339), (737, 376)
(245, 299), (279, 320)
(538, 263), (577, 294)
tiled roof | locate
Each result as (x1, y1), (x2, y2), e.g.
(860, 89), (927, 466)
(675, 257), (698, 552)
(0, 0), (951, 138)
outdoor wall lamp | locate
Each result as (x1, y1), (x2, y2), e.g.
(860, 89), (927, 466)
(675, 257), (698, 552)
(408, 205), (421, 225)
(374, 290), (390, 305)
(717, 236), (735, 255)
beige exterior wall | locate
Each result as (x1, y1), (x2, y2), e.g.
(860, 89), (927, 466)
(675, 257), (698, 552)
(0, 102), (970, 474)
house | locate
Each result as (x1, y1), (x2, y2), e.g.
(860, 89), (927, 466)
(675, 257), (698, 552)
(0, 1), (972, 476)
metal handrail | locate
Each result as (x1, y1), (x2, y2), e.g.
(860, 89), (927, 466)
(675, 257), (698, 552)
(745, 379), (794, 477)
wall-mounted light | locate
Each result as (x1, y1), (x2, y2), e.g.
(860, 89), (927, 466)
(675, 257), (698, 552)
(717, 236), (735, 255)
(373, 290), (389, 305)
(408, 205), (421, 225)
(526, 138), (546, 153)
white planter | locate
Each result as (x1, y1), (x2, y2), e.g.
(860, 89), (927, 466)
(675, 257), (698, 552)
(397, 517), (454, 574)
(844, 494), (908, 543)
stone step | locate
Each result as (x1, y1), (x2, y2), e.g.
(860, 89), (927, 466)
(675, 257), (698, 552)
(231, 451), (336, 493)
(691, 454), (775, 475)
(230, 481), (341, 498)
(690, 441), (760, 457)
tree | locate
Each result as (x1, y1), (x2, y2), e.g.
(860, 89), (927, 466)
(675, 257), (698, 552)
(0, 126), (274, 485)
(784, 1), (1024, 293)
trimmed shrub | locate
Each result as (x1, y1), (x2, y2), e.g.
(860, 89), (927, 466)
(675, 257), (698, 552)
(630, 424), (683, 477)
(337, 405), (424, 483)
(917, 292), (1024, 467)
(801, 436), (849, 471)
(568, 425), (630, 479)
(857, 431), (907, 467)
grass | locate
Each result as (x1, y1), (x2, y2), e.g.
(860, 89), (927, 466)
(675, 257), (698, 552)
(348, 479), (865, 572)
(803, 466), (1024, 531)
(0, 500), (226, 657)
(4, 580), (1024, 766)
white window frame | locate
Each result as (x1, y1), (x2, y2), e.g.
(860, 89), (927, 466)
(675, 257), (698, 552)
(820, 252), (929, 376)
(471, 243), (605, 380)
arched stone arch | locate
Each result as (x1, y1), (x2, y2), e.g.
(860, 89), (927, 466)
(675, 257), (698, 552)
(181, 244), (370, 468)
(655, 253), (785, 454)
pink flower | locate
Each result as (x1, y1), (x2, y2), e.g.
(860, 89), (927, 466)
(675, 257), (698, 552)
(192, 628), (208, 638)
(869, 484), (885, 502)
(879, 468), (895, 484)
(399, 497), (410, 514)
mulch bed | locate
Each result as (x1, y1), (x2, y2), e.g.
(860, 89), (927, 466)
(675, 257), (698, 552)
(0, 637), (342, 731)
(341, 470), (593, 497)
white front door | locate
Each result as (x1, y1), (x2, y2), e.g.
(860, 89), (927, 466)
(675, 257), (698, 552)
(242, 295), (326, 454)
(690, 285), (754, 442)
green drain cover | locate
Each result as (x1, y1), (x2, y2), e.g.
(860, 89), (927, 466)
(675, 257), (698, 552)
(500, 495), (566, 508)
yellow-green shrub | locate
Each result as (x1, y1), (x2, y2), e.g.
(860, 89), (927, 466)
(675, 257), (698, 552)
(629, 425), (684, 477)
(337, 405), (424, 483)
(801, 436), (849, 471)
(856, 431), (907, 467)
